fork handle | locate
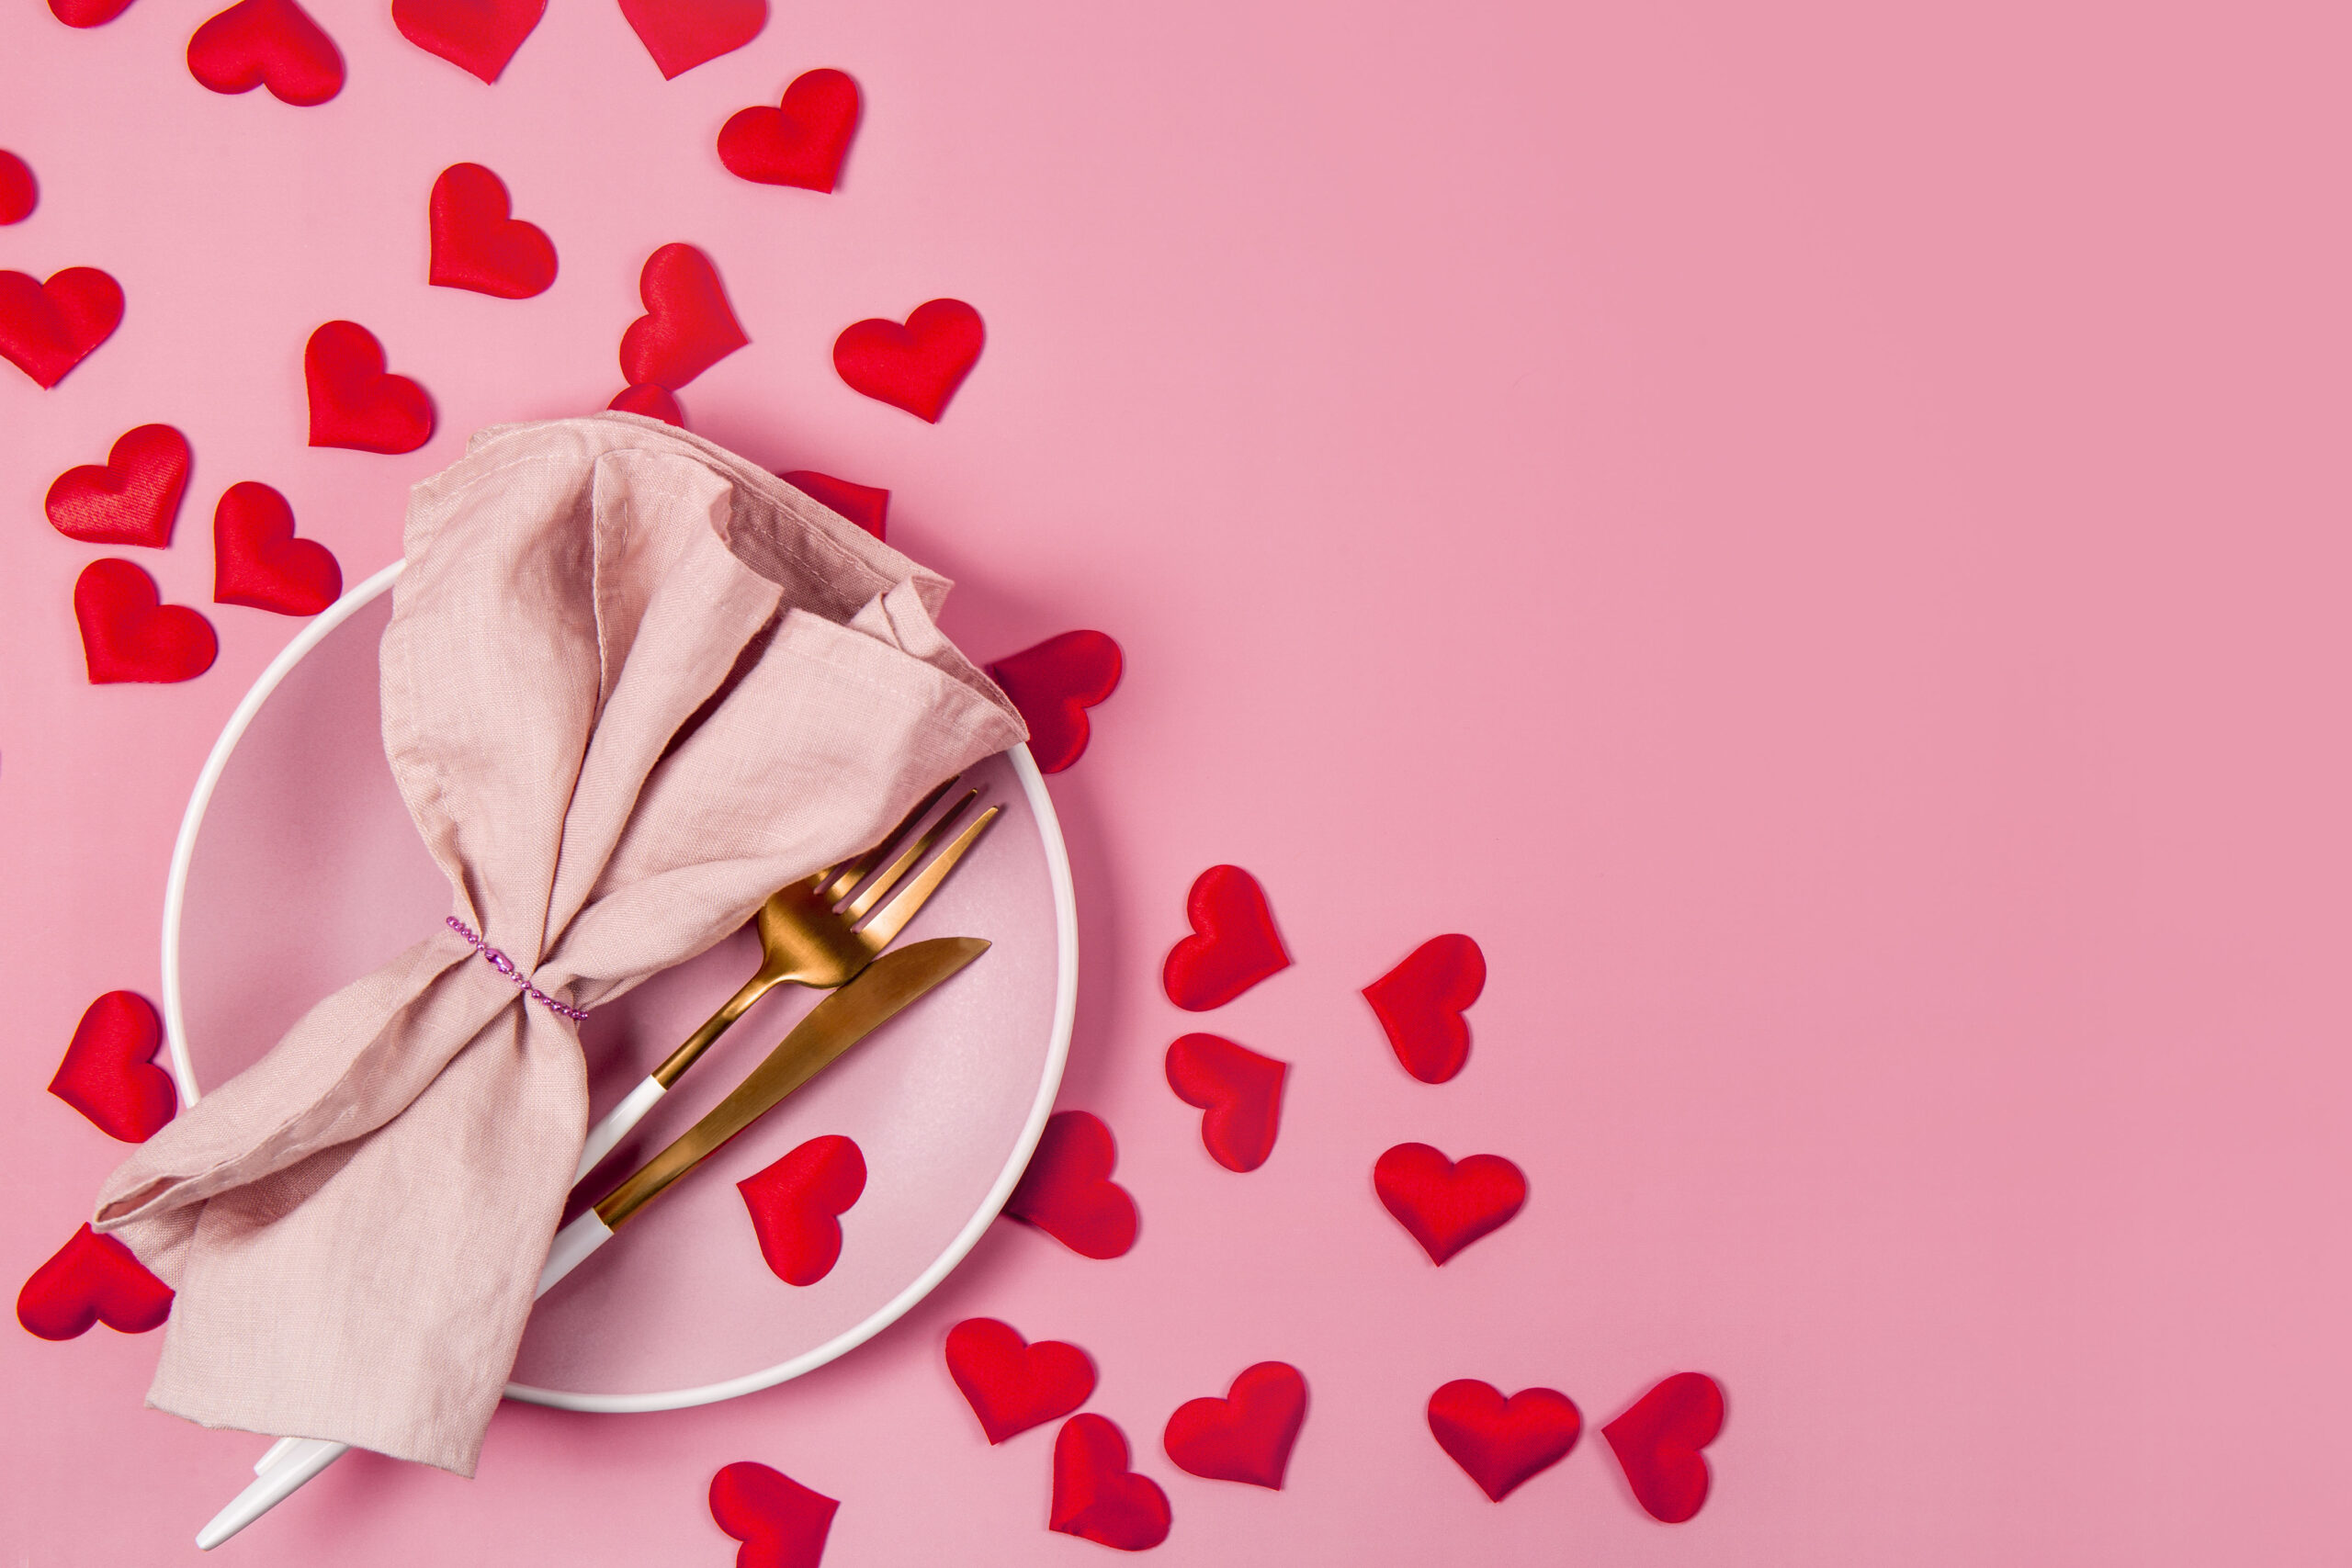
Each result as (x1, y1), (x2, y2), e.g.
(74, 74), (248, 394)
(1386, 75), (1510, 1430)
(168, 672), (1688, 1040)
(572, 1075), (668, 1183)
(648, 970), (773, 1089)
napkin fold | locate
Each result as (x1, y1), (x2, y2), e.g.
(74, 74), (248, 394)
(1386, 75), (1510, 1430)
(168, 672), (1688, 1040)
(92, 415), (1026, 1474)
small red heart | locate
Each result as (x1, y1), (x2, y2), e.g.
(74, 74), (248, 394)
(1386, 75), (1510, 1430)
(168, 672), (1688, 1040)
(1051, 1415), (1171, 1551)
(74, 560), (218, 685)
(1162, 1361), (1307, 1490)
(0, 151), (35, 225)
(719, 68), (861, 193)
(213, 482), (340, 616)
(1164, 1033), (1285, 1173)
(306, 321), (435, 454)
(945, 1316), (1096, 1443)
(0, 266), (124, 389)
(779, 470), (887, 540)
(49, 991), (177, 1143)
(1374, 1143), (1526, 1266)
(1363, 933), (1486, 1085)
(737, 1134), (865, 1286)
(429, 163), (557, 299)
(392, 0), (544, 83)
(17, 1224), (172, 1340)
(50, 0), (138, 27)
(1161, 864), (1290, 1011)
(609, 384), (684, 425)
(617, 0), (764, 80)
(987, 631), (1121, 774)
(620, 243), (747, 391)
(186, 0), (344, 107)
(1427, 1380), (1581, 1502)
(832, 299), (984, 423)
(708, 1461), (838, 1568)
(1602, 1372), (1724, 1523)
(1003, 1110), (1138, 1259)
(46, 424), (192, 548)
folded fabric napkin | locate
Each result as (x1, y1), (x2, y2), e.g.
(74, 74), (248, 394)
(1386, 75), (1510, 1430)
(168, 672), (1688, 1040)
(92, 415), (1026, 1474)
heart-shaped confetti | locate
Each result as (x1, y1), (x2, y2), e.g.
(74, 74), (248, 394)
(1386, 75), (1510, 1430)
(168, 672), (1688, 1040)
(832, 299), (984, 423)
(1373, 1143), (1526, 1265)
(306, 321), (435, 454)
(1162, 864), (1290, 1010)
(428, 163), (557, 299)
(987, 631), (1121, 774)
(609, 384), (684, 425)
(213, 481), (340, 615)
(74, 560), (218, 685)
(48, 991), (177, 1143)
(617, 0), (764, 80)
(186, 0), (344, 107)
(1363, 933), (1486, 1084)
(1426, 1380), (1581, 1501)
(46, 424), (192, 548)
(0, 266), (124, 389)
(1004, 1110), (1138, 1259)
(1051, 1415), (1171, 1551)
(1164, 1032), (1285, 1173)
(49, 0), (138, 27)
(708, 1461), (838, 1568)
(1162, 1361), (1307, 1490)
(0, 151), (35, 225)
(779, 469), (888, 540)
(718, 68), (861, 192)
(945, 1317), (1096, 1443)
(1602, 1372), (1724, 1523)
(391, 0), (544, 83)
(17, 1225), (172, 1340)
(619, 243), (747, 390)
(737, 1134), (865, 1287)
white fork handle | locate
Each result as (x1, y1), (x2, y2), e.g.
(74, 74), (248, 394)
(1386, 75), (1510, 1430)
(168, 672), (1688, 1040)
(571, 1075), (668, 1183)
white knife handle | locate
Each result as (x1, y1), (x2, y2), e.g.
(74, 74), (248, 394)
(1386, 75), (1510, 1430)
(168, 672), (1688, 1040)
(572, 1075), (667, 1184)
(536, 1208), (616, 1296)
(253, 1436), (299, 1474)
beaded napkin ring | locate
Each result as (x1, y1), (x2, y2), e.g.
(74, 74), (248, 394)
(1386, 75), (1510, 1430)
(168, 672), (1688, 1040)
(445, 915), (589, 1021)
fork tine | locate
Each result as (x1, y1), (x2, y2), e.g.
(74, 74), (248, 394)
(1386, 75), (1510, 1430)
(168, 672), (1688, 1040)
(818, 776), (959, 903)
(841, 789), (979, 921)
(855, 805), (1002, 948)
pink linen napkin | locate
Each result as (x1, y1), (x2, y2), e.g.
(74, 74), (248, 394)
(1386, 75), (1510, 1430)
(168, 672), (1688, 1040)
(91, 415), (1026, 1474)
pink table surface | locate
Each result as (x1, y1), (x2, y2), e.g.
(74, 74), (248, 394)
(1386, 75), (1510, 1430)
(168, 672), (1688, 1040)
(5, 0), (2349, 1562)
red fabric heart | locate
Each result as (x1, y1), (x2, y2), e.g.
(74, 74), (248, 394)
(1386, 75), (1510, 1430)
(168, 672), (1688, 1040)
(831, 299), (984, 423)
(213, 481), (341, 616)
(708, 1461), (838, 1568)
(74, 560), (218, 685)
(50, 0), (138, 27)
(429, 163), (557, 299)
(392, 0), (544, 83)
(718, 68), (861, 192)
(986, 631), (1121, 774)
(779, 470), (887, 540)
(1603, 1372), (1724, 1523)
(0, 266), (124, 389)
(620, 243), (748, 391)
(0, 151), (35, 225)
(186, 0), (344, 107)
(609, 384), (684, 425)
(1363, 933), (1487, 1085)
(945, 1316), (1096, 1444)
(617, 0), (764, 80)
(48, 991), (177, 1143)
(1374, 1143), (1527, 1265)
(17, 1225), (172, 1340)
(1164, 1033), (1285, 1173)
(1427, 1379), (1581, 1501)
(1004, 1110), (1137, 1259)
(1051, 1415), (1171, 1551)
(1162, 1361), (1307, 1490)
(46, 424), (192, 548)
(737, 1134), (865, 1287)
(306, 320), (435, 454)
(1162, 864), (1290, 1011)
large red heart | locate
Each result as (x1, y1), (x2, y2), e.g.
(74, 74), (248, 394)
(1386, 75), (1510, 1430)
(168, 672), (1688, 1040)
(0, 266), (124, 389)
(392, 0), (544, 83)
(987, 631), (1121, 774)
(1164, 1032), (1285, 1173)
(718, 68), (861, 192)
(1426, 1379), (1581, 1502)
(186, 0), (344, 107)
(17, 1225), (172, 1340)
(617, 0), (764, 80)
(1051, 1415), (1171, 1551)
(619, 243), (747, 391)
(608, 384), (684, 426)
(74, 560), (218, 685)
(737, 1134), (865, 1286)
(0, 151), (35, 225)
(1373, 1143), (1527, 1265)
(49, 0), (138, 27)
(429, 163), (557, 299)
(944, 1316), (1096, 1443)
(48, 991), (177, 1143)
(213, 482), (341, 616)
(832, 299), (984, 423)
(1363, 933), (1486, 1085)
(1003, 1110), (1137, 1259)
(707, 1461), (837, 1568)
(306, 321), (435, 454)
(1602, 1372), (1724, 1523)
(1162, 1361), (1307, 1490)
(46, 424), (192, 548)
(1162, 864), (1290, 1011)
(779, 469), (888, 540)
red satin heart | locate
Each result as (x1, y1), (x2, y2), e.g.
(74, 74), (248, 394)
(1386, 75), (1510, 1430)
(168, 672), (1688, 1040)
(1003, 1110), (1138, 1259)
(0, 151), (35, 225)
(617, 0), (764, 80)
(0, 266), (124, 389)
(46, 424), (192, 548)
(1603, 1372), (1724, 1523)
(429, 163), (557, 299)
(213, 482), (340, 616)
(306, 321), (435, 454)
(719, 68), (861, 192)
(708, 1461), (837, 1568)
(987, 631), (1121, 774)
(48, 991), (177, 1143)
(609, 384), (684, 425)
(50, 0), (138, 27)
(17, 1225), (172, 1340)
(74, 560), (218, 685)
(1374, 1143), (1527, 1265)
(1162, 864), (1290, 1011)
(737, 1134), (865, 1286)
(945, 1316), (1096, 1443)
(1051, 1415), (1171, 1551)
(619, 243), (748, 391)
(779, 469), (887, 540)
(1427, 1379), (1581, 1501)
(392, 0), (544, 83)
(1164, 1032), (1285, 1173)
(1163, 1361), (1307, 1490)
(186, 0), (344, 107)
(832, 299), (984, 423)
(1363, 933), (1487, 1085)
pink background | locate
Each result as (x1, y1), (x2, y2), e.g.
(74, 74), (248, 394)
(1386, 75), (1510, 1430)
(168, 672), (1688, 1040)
(4, 0), (2349, 1562)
